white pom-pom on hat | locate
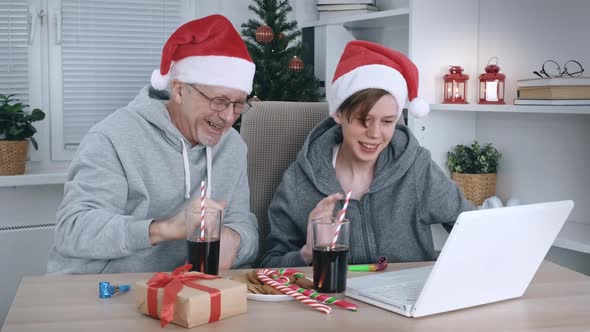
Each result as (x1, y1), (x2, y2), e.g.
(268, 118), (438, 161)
(409, 97), (430, 118)
(151, 69), (170, 91)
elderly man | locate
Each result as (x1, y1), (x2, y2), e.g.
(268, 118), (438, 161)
(48, 15), (258, 274)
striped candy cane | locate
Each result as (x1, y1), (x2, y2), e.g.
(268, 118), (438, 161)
(257, 269), (332, 314)
(331, 190), (351, 247)
(199, 181), (206, 240)
(286, 284), (358, 311)
(271, 269), (358, 311)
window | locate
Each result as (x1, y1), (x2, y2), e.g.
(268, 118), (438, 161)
(49, 0), (185, 160)
(1, 0), (191, 164)
(0, 0), (29, 104)
(0, 0), (44, 162)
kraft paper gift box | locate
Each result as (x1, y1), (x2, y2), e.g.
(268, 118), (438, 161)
(135, 265), (247, 328)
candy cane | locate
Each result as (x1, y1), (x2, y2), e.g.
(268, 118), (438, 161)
(199, 181), (206, 240)
(257, 269), (331, 314)
(270, 269), (357, 311)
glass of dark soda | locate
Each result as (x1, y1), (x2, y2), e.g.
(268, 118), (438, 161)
(186, 207), (222, 275)
(312, 217), (350, 299)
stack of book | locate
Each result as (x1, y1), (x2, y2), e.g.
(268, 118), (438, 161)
(317, 0), (378, 20)
(514, 77), (590, 106)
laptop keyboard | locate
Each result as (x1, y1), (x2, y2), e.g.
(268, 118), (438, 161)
(357, 266), (432, 305)
(361, 281), (425, 303)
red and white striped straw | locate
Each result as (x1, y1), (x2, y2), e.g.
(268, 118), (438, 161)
(257, 269), (332, 314)
(331, 190), (351, 247)
(199, 180), (206, 241)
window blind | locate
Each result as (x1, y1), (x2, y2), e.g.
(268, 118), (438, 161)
(61, 0), (181, 147)
(0, 0), (29, 107)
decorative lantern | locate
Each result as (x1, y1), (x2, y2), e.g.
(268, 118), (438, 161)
(478, 57), (506, 104)
(443, 65), (469, 104)
(288, 56), (304, 72)
(255, 25), (274, 43)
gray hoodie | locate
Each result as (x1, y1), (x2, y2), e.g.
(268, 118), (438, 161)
(47, 86), (258, 274)
(261, 118), (474, 268)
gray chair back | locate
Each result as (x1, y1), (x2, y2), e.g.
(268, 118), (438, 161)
(240, 101), (329, 266)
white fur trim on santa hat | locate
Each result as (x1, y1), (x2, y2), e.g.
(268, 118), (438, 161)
(172, 56), (255, 94)
(328, 64), (407, 120)
(409, 98), (430, 117)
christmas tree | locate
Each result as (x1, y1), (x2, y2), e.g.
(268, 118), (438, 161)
(241, 0), (321, 102)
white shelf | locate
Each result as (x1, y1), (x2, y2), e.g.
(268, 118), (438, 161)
(300, 8), (410, 29)
(0, 166), (68, 187)
(430, 103), (590, 115)
(553, 221), (590, 254)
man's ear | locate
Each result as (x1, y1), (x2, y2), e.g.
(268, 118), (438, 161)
(332, 111), (343, 125)
(170, 80), (183, 104)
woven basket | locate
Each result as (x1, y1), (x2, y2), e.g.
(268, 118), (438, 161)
(452, 173), (497, 206)
(0, 140), (28, 175)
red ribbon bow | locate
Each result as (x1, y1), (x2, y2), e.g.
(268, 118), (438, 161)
(146, 264), (221, 327)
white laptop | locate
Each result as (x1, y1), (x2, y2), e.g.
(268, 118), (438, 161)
(346, 200), (574, 317)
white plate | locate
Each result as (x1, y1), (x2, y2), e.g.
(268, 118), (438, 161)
(247, 293), (294, 302)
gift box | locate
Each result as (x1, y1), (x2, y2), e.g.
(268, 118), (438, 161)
(136, 264), (247, 328)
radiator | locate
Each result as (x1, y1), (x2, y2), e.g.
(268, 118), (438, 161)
(0, 224), (55, 326)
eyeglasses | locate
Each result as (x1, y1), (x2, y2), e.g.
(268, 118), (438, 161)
(187, 84), (252, 115)
(533, 60), (584, 78)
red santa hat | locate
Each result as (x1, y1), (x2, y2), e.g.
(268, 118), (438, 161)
(151, 15), (255, 94)
(328, 40), (429, 119)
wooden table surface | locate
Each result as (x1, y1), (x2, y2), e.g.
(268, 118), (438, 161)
(2, 261), (590, 332)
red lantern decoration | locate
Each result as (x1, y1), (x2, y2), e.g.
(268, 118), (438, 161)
(443, 65), (469, 104)
(478, 57), (506, 104)
(288, 56), (304, 72)
(255, 25), (274, 43)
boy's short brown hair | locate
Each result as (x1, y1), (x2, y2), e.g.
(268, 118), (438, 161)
(337, 88), (393, 127)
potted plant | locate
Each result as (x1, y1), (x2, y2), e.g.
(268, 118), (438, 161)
(0, 94), (46, 175)
(447, 141), (502, 205)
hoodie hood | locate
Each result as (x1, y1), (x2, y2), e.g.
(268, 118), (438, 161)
(133, 86), (212, 198)
(133, 87), (186, 149)
(296, 117), (420, 195)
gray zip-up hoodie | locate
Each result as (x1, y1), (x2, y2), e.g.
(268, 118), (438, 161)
(261, 118), (474, 268)
(47, 86), (258, 274)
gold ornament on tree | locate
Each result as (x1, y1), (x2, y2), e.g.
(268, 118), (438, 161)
(255, 25), (274, 43)
(276, 32), (288, 50)
(288, 56), (304, 72)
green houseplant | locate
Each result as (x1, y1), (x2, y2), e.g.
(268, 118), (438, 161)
(447, 141), (502, 205)
(0, 94), (46, 175)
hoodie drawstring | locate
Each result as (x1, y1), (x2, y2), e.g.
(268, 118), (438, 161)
(181, 139), (191, 199)
(181, 139), (212, 199)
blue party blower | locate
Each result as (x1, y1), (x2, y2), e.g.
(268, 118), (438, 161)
(99, 281), (131, 298)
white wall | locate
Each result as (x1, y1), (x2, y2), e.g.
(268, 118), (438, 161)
(410, 0), (480, 104)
